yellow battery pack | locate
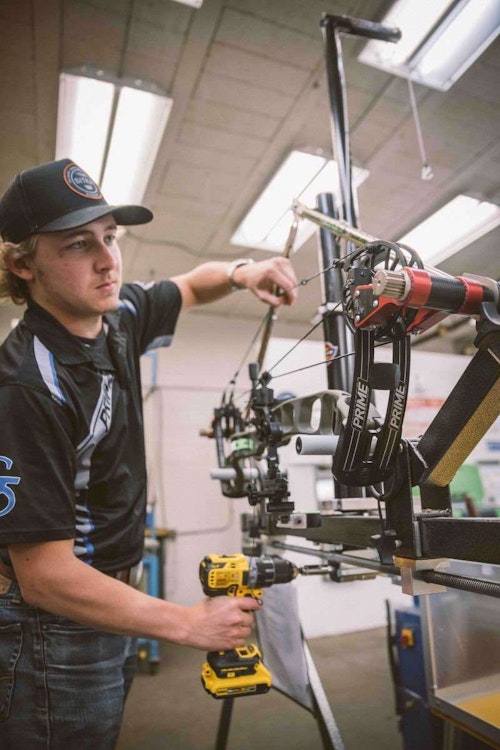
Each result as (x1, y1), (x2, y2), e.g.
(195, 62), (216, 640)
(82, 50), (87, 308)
(201, 644), (272, 699)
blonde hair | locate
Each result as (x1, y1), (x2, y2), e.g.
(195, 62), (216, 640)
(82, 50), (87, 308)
(0, 236), (37, 304)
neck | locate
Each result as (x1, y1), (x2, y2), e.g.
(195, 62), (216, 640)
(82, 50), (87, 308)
(29, 298), (104, 338)
(63, 317), (104, 339)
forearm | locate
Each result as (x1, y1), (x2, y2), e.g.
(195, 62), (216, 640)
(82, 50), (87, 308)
(172, 256), (298, 309)
(172, 262), (235, 307)
(9, 541), (259, 651)
(14, 551), (190, 642)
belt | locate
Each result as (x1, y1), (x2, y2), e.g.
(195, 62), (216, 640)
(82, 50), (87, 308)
(0, 559), (143, 588)
(107, 560), (144, 588)
(107, 568), (132, 584)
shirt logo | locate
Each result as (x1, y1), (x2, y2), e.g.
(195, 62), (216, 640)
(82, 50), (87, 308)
(0, 456), (20, 517)
(100, 375), (113, 431)
(63, 163), (102, 200)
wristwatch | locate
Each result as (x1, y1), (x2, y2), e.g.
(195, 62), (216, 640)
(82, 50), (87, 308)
(226, 258), (255, 291)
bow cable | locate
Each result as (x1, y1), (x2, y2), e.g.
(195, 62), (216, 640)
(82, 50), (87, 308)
(220, 216), (371, 408)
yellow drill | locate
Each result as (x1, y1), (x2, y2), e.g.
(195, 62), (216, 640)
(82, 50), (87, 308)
(199, 553), (298, 699)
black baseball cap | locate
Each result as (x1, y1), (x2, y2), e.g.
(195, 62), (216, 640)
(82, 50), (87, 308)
(0, 158), (153, 243)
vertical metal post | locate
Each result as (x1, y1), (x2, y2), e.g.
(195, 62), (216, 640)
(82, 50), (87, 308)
(316, 191), (360, 498)
(318, 15), (392, 499)
(316, 192), (354, 392)
(320, 16), (359, 229)
(215, 698), (234, 750)
(317, 14), (359, 402)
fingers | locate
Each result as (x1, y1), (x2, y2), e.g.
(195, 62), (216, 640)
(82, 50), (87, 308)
(235, 595), (262, 612)
(185, 595), (263, 651)
(227, 598), (262, 643)
(217, 597), (260, 635)
(239, 257), (298, 307)
(263, 257), (298, 306)
(180, 587), (269, 651)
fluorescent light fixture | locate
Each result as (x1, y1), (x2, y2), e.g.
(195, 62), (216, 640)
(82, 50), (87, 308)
(359, 0), (500, 91)
(100, 86), (172, 205)
(56, 68), (173, 205)
(56, 74), (115, 182)
(360, 0), (453, 70)
(171, 0), (203, 6)
(231, 150), (369, 252)
(398, 195), (500, 266)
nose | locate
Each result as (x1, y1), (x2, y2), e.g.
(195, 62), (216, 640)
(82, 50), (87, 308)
(95, 240), (119, 271)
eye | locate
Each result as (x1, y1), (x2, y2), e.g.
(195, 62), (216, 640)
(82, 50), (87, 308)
(104, 234), (117, 246)
(66, 239), (87, 251)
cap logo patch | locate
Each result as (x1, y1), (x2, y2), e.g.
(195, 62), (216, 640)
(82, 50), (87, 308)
(63, 163), (102, 200)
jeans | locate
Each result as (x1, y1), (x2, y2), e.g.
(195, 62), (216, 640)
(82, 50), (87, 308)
(0, 575), (137, 750)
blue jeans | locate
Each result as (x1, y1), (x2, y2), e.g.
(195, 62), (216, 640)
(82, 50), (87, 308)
(0, 576), (137, 750)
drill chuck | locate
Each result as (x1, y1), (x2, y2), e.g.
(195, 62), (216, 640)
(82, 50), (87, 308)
(248, 555), (298, 588)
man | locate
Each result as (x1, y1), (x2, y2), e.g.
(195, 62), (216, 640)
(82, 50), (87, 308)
(0, 158), (298, 749)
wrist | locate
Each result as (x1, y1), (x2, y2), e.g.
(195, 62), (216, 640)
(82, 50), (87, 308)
(226, 258), (255, 291)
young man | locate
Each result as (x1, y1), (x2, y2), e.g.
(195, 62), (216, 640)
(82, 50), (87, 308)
(0, 159), (298, 749)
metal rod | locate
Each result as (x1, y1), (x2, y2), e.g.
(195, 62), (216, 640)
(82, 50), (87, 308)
(321, 16), (357, 230)
(270, 541), (500, 599)
(268, 540), (399, 576)
(293, 201), (377, 246)
(215, 697), (234, 750)
(421, 570), (500, 600)
(316, 193), (355, 392)
(321, 14), (401, 43)
(303, 640), (346, 750)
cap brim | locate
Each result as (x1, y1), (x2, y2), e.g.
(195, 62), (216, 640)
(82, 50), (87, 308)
(39, 204), (153, 234)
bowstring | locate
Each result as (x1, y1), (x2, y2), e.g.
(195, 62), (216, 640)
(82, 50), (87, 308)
(263, 299), (342, 376)
(222, 314), (270, 405)
(220, 236), (362, 408)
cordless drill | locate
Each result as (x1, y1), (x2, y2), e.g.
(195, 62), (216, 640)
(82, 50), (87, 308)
(199, 553), (298, 699)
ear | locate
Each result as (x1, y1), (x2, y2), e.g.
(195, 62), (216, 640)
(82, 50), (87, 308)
(4, 253), (35, 281)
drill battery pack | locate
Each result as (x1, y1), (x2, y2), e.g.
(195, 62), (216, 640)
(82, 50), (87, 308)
(201, 644), (272, 699)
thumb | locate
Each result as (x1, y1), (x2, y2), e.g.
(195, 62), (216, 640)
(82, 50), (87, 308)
(238, 595), (263, 610)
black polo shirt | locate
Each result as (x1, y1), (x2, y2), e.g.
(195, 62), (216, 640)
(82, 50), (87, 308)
(0, 280), (181, 572)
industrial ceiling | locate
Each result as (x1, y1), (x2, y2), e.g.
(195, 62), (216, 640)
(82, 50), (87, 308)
(0, 0), (499, 352)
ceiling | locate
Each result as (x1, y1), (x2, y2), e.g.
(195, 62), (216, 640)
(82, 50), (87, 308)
(0, 0), (499, 352)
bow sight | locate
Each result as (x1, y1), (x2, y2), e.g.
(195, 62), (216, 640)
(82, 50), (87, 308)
(204, 364), (294, 518)
(244, 364), (294, 517)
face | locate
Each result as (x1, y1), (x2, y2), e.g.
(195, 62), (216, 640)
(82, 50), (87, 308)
(16, 215), (122, 337)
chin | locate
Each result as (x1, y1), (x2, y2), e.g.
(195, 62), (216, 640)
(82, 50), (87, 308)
(102, 300), (120, 313)
(99, 291), (120, 310)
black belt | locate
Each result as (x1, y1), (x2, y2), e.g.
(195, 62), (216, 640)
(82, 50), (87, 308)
(1, 560), (138, 587)
(106, 561), (143, 587)
(107, 568), (133, 584)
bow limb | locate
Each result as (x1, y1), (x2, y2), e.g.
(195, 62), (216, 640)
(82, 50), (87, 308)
(256, 216), (299, 375)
